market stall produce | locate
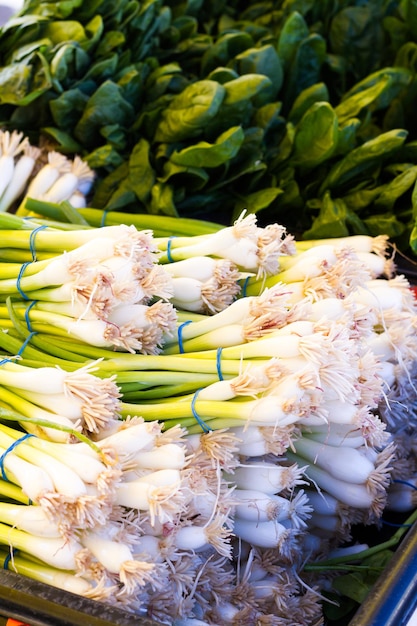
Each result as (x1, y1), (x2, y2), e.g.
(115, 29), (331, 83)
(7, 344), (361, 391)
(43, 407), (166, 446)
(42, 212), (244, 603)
(1, 1), (417, 625)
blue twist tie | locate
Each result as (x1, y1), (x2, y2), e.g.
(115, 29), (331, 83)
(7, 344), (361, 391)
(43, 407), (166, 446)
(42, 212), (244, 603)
(0, 358), (12, 366)
(100, 209), (110, 228)
(240, 276), (251, 298)
(191, 388), (212, 433)
(3, 547), (18, 570)
(216, 347), (224, 381)
(29, 224), (48, 261)
(166, 237), (177, 263)
(0, 433), (34, 482)
(16, 262), (32, 300)
(24, 300), (37, 332)
(177, 320), (192, 354)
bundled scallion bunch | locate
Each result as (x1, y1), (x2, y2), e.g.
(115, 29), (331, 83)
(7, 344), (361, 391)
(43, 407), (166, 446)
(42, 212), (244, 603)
(0, 218), (178, 354)
(0, 209), (295, 317)
(0, 205), (416, 624)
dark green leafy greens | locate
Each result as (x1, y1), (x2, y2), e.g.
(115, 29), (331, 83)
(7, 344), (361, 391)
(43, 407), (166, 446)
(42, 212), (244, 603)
(3, 0), (417, 252)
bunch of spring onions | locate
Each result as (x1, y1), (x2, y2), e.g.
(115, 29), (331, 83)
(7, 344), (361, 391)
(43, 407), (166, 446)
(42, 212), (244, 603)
(0, 209), (296, 317)
(0, 204), (416, 623)
(0, 129), (95, 214)
(0, 217), (179, 354)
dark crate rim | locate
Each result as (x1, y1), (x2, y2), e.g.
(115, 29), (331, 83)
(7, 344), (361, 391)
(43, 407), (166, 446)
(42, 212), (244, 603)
(0, 568), (159, 626)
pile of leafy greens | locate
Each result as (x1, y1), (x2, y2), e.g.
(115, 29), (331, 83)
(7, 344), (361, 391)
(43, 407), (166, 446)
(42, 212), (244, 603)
(2, 0), (417, 253)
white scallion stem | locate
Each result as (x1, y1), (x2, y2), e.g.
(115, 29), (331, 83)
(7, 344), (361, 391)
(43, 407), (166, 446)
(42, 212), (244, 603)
(233, 518), (289, 549)
(233, 489), (292, 523)
(0, 365), (67, 394)
(287, 451), (375, 509)
(0, 502), (61, 537)
(0, 130), (28, 199)
(131, 443), (186, 470)
(23, 151), (70, 199)
(293, 436), (375, 484)
(0, 449), (55, 502)
(227, 462), (306, 494)
(0, 522), (81, 570)
(0, 145), (40, 212)
(81, 531), (135, 575)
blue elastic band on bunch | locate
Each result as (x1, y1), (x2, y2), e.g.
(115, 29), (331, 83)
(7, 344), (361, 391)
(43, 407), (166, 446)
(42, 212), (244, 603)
(191, 388), (212, 433)
(239, 276), (251, 298)
(3, 547), (18, 570)
(0, 433), (34, 481)
(16, 224), (49, 299)
(100, 209), (110, 228)
(29, 224), (48, 261)
(166, 237), (177, 263)
(216, 347), (224, 381)
(16, 262), (31, 300)
(24, 300), (37, 332)
(17, 331), (38, 358)
(177, 320), (192, 353)
(393, 479), (417, 490)
(381, 519), (413, 528)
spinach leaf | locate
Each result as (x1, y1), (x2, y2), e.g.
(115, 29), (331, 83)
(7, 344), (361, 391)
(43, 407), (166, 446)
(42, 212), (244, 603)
(290, 101), (338, 169)
(283, 33), (327, 111)
(74, 80), (135, 148)
(128, 138), (156, 203)
(170, 125), (245, 168)
(154, 79), (226, 142)
(287, 81), (329, 125)
(302, 191), (354, 239)
(319, 129), (408, 193)
(277, 11), (309, 72)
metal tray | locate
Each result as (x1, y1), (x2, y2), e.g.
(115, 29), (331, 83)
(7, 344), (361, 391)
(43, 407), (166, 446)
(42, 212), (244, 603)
(348, 518), (417, 626)
(0, 568), (158, 626)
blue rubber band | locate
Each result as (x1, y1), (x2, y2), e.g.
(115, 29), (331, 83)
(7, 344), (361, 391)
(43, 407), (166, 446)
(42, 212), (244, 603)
(0, 358), (12, 366)
(393, 479), (417, 490)
(191, 388), (212, 433)
(0, 433), (34, 482)
(166, 237), (177, 263)
(381, 519), (413, 528)
(16, 262), (31, 300)
(29, 224), (48, 261)
(240, 276), (250, 298)
(216, 347), (224, 381)
(16, 225), (49, 298)
(177, 320), (192, 354)
(100, 209), (110, 228)
(24, 300), (37, 332)
(3, 547), (18, 570)
(17, 331), (38, 357)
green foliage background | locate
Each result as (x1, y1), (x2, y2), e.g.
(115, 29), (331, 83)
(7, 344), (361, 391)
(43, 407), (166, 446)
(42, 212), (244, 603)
(2, 0), (417, 253)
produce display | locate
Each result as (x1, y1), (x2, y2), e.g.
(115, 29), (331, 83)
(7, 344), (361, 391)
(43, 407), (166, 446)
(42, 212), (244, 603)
(0, 204), (414, 625)
(0, 1), (417, 626)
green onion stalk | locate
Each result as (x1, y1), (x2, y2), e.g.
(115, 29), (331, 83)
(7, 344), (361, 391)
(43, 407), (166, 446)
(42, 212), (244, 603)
(22, 197), (223, 237)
